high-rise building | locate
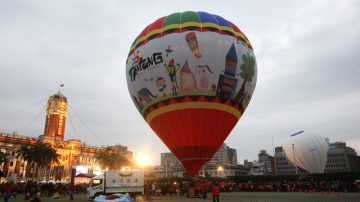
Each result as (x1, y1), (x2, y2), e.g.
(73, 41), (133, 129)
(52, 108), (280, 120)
(157, 143), (242, 177)
(227, 146), (238, 166)
(274, 146), (298, 175)
(325, 142), (360, 173)
(160, 153), (184, 177)
(206, 143), (229, 166)
(44, 92), (67, 140)
(258, 150), (272, 175)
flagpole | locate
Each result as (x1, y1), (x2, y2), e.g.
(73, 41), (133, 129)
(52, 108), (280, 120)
(58, 84), (64, 93)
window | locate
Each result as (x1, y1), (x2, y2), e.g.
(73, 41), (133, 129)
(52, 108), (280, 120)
(91, 179), (102, 187)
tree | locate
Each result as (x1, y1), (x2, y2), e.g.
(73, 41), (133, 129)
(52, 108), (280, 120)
(16, 144), (35, 179)
(0, 151), (8, 164)
(32, 142), (59, 180)
(234, 53), (256, 105)
(17, 141), (59, 180)
(0, 151), (8, 177)
(96, 147), (129, 170)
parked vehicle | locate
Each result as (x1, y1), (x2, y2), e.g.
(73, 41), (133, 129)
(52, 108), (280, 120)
(87, 170), (144, 198)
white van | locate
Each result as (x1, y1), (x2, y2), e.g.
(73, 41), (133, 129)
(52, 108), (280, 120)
(87, 170), (144, 198)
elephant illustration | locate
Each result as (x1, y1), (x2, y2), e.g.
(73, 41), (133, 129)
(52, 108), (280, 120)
(137, 88), (157, 104)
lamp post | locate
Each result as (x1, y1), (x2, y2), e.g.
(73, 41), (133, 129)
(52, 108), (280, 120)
(292, 144), (298, 174)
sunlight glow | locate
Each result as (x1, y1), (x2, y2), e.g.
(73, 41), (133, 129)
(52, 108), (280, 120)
(136, 152), (150, 167)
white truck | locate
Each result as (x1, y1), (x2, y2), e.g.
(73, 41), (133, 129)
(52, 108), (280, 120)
(87, 170), (144, 198)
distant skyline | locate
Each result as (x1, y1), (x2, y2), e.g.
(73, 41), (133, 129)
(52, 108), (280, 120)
(0, 0), (359, 165)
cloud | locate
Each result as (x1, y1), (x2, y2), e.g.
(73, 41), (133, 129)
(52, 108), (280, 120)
(0, 0), (359, 165)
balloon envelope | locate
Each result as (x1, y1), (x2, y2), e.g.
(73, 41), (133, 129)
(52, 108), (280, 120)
(283, 131), (329, 173)
(126, 11), (257, 176)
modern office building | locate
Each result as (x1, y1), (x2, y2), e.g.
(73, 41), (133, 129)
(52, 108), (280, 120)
(227, 146), (238, 166)
(325, 142), (360, 173)
(258, 149), (272, 175)
(160, 152), (184, 177)
(274, 146), (297, 175)
(157, 143), (245, 177)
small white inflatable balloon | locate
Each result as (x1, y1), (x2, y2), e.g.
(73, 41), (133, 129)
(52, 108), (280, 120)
(283, 131), (329, 173)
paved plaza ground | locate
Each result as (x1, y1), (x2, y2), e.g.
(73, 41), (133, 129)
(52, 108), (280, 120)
(5, 192), (360, 202)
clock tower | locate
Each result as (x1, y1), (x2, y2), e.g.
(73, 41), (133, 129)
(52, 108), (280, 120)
(44, 92), (67, 140)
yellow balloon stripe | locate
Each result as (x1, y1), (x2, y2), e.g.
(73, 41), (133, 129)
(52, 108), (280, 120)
(145, 102), (242, 124)
(129, 22), (252, 53)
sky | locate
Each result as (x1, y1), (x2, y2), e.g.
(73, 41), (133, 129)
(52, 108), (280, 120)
(0, 0), (359, 165)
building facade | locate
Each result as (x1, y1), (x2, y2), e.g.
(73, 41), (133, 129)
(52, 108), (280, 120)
(258, 150), (273, 175)
(324, 142), (360, 173)
(157, 143), (244, 178)
(274, 146), (298, 175)
(0, 92), (133, 182)
(44, 93), (67, 139)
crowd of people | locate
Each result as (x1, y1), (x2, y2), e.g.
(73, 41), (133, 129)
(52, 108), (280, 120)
(0, 178), (359, 201)
(0, 181), (87, 201)
(144, 179), (360, 200)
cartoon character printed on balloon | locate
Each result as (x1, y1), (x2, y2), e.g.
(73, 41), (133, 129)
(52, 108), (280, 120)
(196, 65), (213, 90)
(185, 32), (201, 58)
(156, 77), (167, 96)
(137, 88), (157, 105)
(132, 50), (143, 65)
(164, 59), (180, 95)
(126, 11), (257, 177)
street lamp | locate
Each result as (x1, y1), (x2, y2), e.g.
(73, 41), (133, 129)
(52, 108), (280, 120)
(217, 166), (223, 178)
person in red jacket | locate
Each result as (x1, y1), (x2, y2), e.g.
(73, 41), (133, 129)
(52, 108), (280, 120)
(212, 182), (220, 202)
(2, 183), (11, 202)
(68, 183), (75, 201)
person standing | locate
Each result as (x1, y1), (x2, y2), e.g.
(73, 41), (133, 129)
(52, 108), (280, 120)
(212, 182), (220, 202)
(68, 183), (75, 200)
(2, 183), (11, 202)
(145, 182), (151, 199)
(201, 180), (208, 200)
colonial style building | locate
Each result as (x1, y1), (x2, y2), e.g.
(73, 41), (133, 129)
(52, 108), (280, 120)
(0, 92), (133, 182)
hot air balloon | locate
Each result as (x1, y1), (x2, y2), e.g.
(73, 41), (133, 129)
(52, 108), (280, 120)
(126, 11), (257, 176)
(283, 131), (329, 173)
